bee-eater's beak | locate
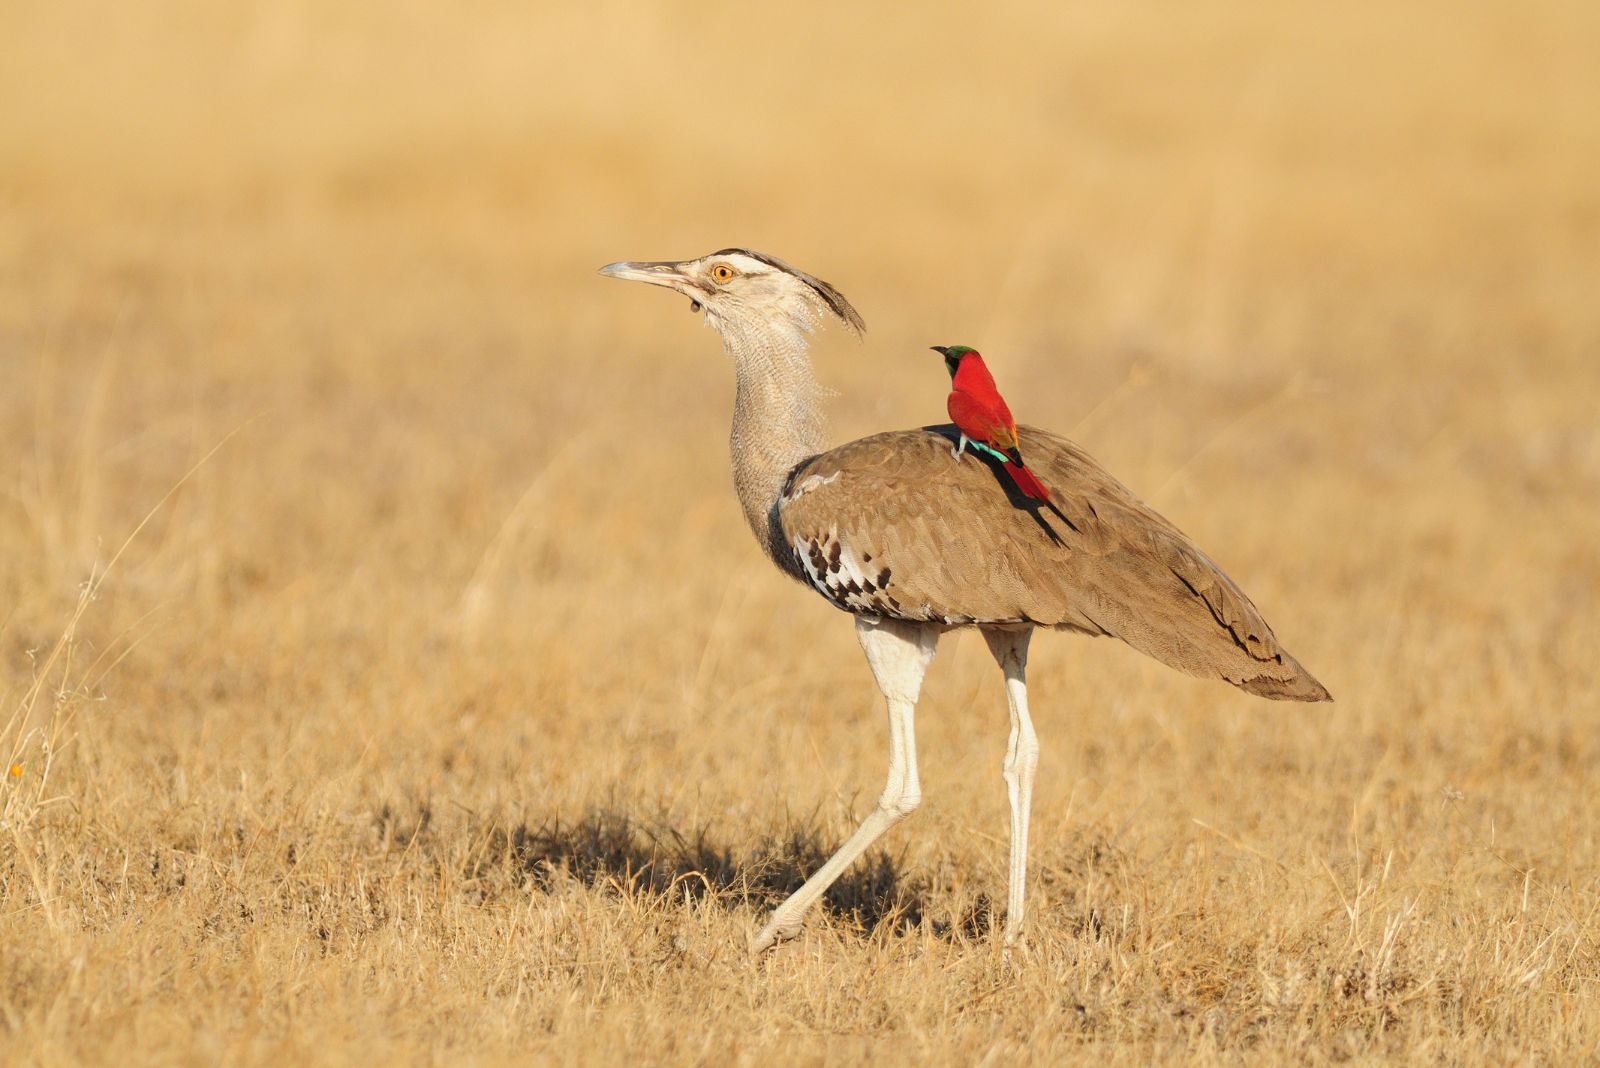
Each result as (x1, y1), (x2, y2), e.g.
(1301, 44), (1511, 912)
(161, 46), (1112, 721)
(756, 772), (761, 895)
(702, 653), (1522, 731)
(598, 260), (708, 293)
(930, 346), (951, 357)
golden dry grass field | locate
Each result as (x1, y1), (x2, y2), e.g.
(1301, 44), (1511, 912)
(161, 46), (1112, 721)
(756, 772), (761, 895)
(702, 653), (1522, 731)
(3, 2), (1599, 1064)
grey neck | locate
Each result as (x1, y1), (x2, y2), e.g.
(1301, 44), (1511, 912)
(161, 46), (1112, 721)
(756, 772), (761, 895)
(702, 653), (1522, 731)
(719, 317), (828, 564)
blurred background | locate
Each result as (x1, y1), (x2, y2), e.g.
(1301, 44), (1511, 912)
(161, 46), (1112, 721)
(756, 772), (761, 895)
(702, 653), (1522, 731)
(4, 0), (1594, 645)
(2, 2), (1598, 1060)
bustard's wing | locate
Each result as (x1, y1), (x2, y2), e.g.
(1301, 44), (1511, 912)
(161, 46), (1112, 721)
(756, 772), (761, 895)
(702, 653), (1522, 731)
(775, 424), (1329, 702)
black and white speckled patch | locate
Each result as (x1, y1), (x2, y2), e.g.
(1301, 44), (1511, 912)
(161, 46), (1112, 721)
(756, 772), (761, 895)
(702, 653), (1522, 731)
(792, 529), (896, 616)
(787, 524), (1020, 626)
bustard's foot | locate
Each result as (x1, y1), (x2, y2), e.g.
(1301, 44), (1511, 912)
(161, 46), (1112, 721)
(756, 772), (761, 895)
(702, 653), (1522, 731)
(1001, 930), (1029, 962)
(750, 915), (803, 955)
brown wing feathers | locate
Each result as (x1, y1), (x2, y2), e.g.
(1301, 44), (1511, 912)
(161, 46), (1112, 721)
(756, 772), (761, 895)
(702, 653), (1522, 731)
(776, 425), (1329, 702)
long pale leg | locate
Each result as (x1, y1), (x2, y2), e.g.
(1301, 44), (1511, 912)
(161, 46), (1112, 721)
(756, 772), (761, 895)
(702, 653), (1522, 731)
(751, 617), (939, 953)
(951, 434), (968, 460)
(983, 627), (1038, 946)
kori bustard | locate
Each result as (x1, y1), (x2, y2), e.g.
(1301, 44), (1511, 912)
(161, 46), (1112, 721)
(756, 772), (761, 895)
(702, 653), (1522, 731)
(600, 249), (1329, 953)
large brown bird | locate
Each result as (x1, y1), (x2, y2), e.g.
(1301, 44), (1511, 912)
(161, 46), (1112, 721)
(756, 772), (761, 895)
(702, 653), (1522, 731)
(600, 248), (1330, 953)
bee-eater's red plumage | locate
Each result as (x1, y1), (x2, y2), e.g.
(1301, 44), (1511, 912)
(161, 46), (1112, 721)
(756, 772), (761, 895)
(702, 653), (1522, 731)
(944, 349), (1051, 501)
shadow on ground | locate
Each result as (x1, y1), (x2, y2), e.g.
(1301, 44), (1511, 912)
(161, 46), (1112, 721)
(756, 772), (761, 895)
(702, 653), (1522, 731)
(435, 807), (994, 940)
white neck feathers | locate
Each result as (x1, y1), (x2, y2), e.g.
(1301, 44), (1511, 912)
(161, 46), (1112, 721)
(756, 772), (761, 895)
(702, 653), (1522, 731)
(720, 317), (828, 561)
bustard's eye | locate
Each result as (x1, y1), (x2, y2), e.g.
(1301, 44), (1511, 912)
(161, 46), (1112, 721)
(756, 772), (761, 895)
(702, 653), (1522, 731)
(710, 264), (735, 284)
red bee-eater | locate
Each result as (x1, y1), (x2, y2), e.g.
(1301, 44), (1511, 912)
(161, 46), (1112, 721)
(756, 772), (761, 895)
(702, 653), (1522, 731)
(933, 345), (1052, 501)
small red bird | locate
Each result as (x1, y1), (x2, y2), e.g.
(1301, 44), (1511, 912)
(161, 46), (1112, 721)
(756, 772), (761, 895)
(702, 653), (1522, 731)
(933, 345), (1051, 501)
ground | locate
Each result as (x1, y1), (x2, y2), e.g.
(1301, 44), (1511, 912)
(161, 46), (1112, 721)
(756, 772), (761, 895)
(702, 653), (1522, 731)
(3, 2), (1599, 1064)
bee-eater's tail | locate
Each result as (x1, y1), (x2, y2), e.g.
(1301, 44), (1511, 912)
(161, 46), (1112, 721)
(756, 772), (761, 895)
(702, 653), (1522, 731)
(1003, 461), (1051, 501)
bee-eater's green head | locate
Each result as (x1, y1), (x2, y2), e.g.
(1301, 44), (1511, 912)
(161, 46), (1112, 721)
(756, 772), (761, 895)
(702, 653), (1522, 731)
(931, 344), (979, 379)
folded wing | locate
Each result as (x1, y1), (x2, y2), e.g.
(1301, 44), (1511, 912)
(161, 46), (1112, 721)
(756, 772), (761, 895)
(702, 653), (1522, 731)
(775, 425), (1329, 701)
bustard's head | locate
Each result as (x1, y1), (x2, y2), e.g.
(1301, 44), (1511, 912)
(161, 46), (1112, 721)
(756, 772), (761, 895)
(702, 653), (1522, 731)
(599, 248), (865, 342)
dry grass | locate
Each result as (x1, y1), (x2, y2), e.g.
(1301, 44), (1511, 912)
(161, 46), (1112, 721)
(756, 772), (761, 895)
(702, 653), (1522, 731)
(3, 2), (1600, 1063)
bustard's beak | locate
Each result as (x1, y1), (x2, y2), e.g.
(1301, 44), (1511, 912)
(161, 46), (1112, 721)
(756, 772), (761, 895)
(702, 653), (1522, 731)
(599, 260), (711, 314)
(598, 260), (704, 292)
